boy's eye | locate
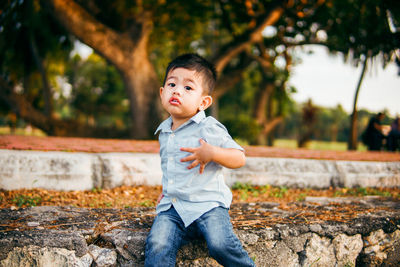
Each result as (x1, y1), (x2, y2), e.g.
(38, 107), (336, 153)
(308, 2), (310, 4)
(168, 83), (175, 87)
(184, 86), (192, 91)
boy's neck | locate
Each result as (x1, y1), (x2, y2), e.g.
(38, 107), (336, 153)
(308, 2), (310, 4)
(171, 117), (190, 131)
(170, 111), (203, 131)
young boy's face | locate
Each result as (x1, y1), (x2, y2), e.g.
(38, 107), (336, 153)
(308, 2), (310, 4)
(160, 67), (212, 125)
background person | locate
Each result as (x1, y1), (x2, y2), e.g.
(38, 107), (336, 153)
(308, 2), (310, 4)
(387, 117), (400, 151)
(362, 112), (386, 151)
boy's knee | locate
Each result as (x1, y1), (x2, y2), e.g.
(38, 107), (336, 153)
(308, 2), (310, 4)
(146, 233), (170, 253)
(207, 235), (229, 255)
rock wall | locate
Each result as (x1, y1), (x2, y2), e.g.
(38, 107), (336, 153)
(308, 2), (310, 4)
(1, 201), (399, 267)
(1, 149), (399, 191)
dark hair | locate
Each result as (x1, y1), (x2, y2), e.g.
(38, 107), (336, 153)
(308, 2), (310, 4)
(163, 53), (217, 95)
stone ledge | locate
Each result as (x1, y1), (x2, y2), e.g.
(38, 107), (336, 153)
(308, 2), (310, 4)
(1, 199), (399, 266)
(1, 149), (399, 191)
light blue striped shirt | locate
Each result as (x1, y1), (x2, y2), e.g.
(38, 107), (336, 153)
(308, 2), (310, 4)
(154, 111), (243, 227)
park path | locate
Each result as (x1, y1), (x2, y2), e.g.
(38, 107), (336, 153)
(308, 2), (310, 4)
(0, 135), (399, 162)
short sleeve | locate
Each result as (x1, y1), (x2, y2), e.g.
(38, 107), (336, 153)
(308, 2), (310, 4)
(200, 117), (244, 151)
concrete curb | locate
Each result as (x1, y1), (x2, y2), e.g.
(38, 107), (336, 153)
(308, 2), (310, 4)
(1, 149), (399, 191)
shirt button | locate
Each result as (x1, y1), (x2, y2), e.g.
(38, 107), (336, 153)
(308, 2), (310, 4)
(169, 180), (174, 184)
(172, 198), (177, 203)
(168, 156), (173, 162)
(170, 133), (175, 138)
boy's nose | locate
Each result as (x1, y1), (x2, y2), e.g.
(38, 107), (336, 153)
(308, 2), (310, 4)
(172, 86), (183, 95)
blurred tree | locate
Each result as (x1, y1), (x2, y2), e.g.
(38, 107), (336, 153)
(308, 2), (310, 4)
(213, 0), (328, 145)
(45, 0), (161, 138)
(62, 54), (130, 135)
(2, 0), (397, 144)
(308, 0), (400, 150)
(0, 0), (73, 135)
(314, 104), (348, 142)
(270, 0), (399, 148)
(44, 0), (286, 138)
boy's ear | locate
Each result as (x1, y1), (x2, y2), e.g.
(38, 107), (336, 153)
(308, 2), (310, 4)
(159, 87), (164, 97)
(200, 95), (213, 111)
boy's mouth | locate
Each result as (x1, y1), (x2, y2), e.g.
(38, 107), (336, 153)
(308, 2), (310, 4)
(169, 97), (181, 105)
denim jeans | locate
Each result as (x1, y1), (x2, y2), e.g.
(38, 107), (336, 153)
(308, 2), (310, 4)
(145, 206), (255, 267)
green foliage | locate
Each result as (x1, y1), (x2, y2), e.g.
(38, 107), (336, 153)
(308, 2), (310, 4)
(296, 193), (307, 202)
(232, 182), (258, 201)
(231, 182), (256, 191)
(139, 200), (155, 207)
(12, 194), (42, 207)
(334, 187), (393, 197)
(231, 182), (289, 200)
(61, 54), (129, 129)
(222, 115), (261, 144)
(323, 0), (399, 66)
(91, 187), (103, 194)
(269, 186), (288, 198)
(0, 0), (72, 114)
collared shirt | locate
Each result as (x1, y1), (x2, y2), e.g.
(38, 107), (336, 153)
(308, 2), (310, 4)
(154, 111), (243, 227)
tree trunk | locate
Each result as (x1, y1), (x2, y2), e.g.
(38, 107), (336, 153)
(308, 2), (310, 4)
(47, 0), (159, 139)
(121, 55), (160, 138)
(266, 87), (274, 146)
(26, 0), (54, 121)
(253, 82), (274, 145)
(29, 33), (54, 121)
(348, 57), (368, 150)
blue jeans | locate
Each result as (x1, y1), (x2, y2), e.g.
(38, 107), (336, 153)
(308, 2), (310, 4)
(145, 206), (255, 267)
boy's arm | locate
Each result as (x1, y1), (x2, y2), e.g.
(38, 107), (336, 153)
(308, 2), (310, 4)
(180, 139), (245, 174)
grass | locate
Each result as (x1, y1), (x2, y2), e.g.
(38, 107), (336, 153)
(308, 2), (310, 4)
(333, 187), (393, 198)
(0, 126), (46, 136)
(273, 139), (368, 151)
(231, 183), (291, 201)
(235, 138), (368, 151)
(231, 182), (399, 202)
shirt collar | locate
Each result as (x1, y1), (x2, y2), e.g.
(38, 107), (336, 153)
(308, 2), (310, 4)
(155, 111), (206, 135)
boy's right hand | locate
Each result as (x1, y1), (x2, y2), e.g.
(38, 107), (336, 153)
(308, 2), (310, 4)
(157, 193), (164, 204)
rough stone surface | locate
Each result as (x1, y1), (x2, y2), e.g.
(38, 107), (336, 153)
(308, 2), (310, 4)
(332, 233), (363, 266)
(0, 200), (399, 267)
(88, 244), (117, 267)
(0, 246), (92, 267)
(1, 149), (399, 191)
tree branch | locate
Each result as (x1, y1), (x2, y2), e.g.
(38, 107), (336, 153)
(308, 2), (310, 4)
(46, 0), (146, 69)
(212, 4), (284, 73)
(262, 116), (283, 135)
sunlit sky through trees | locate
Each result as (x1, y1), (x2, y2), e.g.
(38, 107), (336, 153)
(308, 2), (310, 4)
(290, 46), (400, 117)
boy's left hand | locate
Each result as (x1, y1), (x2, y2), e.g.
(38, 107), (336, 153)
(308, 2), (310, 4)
(180, 139), (214, 174)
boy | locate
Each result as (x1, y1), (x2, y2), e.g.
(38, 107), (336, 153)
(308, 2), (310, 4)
(145, 54), (255, 267)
